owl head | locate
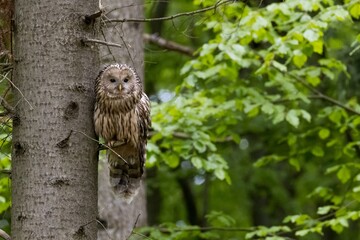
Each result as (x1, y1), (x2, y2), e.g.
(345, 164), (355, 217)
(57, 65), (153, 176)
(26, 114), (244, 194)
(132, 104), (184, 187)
(96, 64), (141, 99)
(95, 64), (143, 112)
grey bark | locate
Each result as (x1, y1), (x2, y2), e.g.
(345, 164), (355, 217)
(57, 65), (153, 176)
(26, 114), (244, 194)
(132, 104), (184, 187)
(12, 1), (99, 239)
(97, 1), (147, 239)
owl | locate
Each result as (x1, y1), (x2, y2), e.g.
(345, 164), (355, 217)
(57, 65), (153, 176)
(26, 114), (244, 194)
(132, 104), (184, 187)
(94, 63), (150, 202)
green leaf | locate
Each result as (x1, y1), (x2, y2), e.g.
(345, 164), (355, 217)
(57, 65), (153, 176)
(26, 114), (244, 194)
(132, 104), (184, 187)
(306, 76), (321, 86)
(286, 110), (299, 128)
(295, 229), (311, 237)
(272, 61), (287, 72)
(330, 219), (345, 233)
(226, 44), (246, 64)
(261, 102), (275, 115)
(206, 211), (236, 227)
(289, 158), (301, 171)
(165, 154), (180, 168)
(337, 166), (351, 183)
(191, 156), (203, 169)
(214, 168), (225, 180)
(312, 40), (324, 54)
(317, 205), (336, 215)
(319, 128), (330, 139)
(350, 3), (360, 19)
(194, 141), (207, 153)
(300, 110), (311, 122)
(311, 146), (324, 157)
(283, 214), (311, 225)
(303, 29), (319, 42)
(293, 50), (307, 68)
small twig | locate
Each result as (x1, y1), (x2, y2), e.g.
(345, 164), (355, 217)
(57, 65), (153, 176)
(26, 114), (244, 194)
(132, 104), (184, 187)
(0, 112), (10, 117)
(4, 73), (34, 110)
(0, 170), (11, 175)
(0, 96), (14, 114)
(133, 214), (141, 229)
(77, 219), (114, 240)
(72, 130), (128, 164)
(126, 214), (142, 240)
(82, 38), (122, 49)
(84, 10), (103, 24)
(0, 229), (11, 240)
(98, 141), (126, 151)
(144, 33), (194, 57)
(96, 219), (114, 240)
(105, 0), (234, 23)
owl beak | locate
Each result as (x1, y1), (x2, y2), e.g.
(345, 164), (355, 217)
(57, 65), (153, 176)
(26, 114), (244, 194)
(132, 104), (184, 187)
(118, 84), (122, 91)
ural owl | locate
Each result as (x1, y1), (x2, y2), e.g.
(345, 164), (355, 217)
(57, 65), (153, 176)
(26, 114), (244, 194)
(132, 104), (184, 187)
(94, 63), (150, 202)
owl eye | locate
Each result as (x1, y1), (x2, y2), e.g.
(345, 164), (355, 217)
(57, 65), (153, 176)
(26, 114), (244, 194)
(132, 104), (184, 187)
(123, 77), (129, 83)
(109, 78), (116, 83)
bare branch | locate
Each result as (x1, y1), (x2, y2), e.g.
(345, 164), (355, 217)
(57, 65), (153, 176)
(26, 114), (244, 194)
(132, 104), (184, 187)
(4, 73), (34, 110)
(105, 0), (235, 23)
(95, 219), (114, 240)
(144, 33), (194, 57)
(82, 38), (122, 49)
(0, 229), (11, 240)
(0, 96), (14, 114)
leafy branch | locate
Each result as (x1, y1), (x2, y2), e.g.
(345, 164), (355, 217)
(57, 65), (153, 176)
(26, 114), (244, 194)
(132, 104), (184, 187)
(289, 72), (360, 116)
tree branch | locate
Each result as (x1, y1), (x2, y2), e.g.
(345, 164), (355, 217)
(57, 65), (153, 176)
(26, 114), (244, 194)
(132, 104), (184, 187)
(289, 72), (360, 116)
(148, 131), (234, 142)
(0, 170), (11, 175)
(143, 226), (254, 233)
(105, 0), (235, 23)
(0, 229), (11, 240)
(144, 33), (194, 57)
(82, 38), (122, 49)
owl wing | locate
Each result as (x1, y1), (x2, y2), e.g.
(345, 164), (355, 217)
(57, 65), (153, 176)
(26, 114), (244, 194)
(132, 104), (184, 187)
(136, 92), (151, 174)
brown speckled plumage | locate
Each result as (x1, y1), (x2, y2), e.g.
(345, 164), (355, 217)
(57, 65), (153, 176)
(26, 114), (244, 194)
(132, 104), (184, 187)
(94, 63), (150, 202)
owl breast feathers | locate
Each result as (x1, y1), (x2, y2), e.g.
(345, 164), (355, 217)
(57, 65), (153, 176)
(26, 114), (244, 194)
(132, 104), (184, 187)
(94, 63), (151, 202)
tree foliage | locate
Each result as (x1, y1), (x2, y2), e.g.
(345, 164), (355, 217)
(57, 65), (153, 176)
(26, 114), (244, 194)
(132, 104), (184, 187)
(2, 0), (360, 239)
(144, 0), (360, 239)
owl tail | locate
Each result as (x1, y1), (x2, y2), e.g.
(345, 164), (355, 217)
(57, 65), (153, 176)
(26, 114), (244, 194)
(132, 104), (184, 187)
(108, 151), (142, 203)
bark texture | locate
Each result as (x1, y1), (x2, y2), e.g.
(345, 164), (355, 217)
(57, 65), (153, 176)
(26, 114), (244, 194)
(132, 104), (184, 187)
(12, 1), (99, 239)
(97, 1), (147, 239)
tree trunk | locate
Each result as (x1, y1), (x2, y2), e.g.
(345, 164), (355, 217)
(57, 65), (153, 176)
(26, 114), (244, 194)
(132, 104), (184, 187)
(11, 1), (99, 239)
(97, 1), (147, 239)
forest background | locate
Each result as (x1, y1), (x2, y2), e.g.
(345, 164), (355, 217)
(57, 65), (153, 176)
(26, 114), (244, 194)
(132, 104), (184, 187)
(1, 0), (360, 239)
